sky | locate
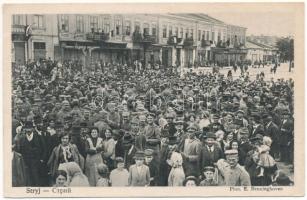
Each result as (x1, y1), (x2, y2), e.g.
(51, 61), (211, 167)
(206, 11), (295, 37)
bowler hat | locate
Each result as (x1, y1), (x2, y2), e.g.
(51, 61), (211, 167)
(123, 133), (134, 145)
(23, 121), (34, 129)
(168, 136), (179, 145)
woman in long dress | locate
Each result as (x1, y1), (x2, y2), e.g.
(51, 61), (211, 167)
(84, 127), (104, 186)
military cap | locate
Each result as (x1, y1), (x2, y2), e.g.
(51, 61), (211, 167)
(186, 124), (198, 132)
(225, 149), (238, 156)
(203, 166), (215, 173)
(134, 151), (145, 159)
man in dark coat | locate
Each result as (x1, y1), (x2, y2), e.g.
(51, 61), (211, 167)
(250, 113), (265, 138)
(158, 129), (171, 186)
(200, 132), (224, 168)
(15, 121), (46, 186)
(144, 149), (159, 186)
(263, 113), (280, 160)
(279, 111), (294, 164)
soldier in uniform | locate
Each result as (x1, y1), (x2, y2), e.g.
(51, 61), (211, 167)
(216, 149), (251, 186)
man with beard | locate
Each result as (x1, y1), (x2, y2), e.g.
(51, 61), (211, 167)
(56, 100), (72, 123)
(208, 114), (224, 134)
(33, 116), (49, 186)
(158, 128), (170, 186)
(173, 119), (186, 150)
(107, 102), (120, 129)
(122, 133), (137, 169)
(144, 113), (161, 152)
(163, 112), (177, 137)
(130, 117), (146, 151)
(15, 121), (45, 186)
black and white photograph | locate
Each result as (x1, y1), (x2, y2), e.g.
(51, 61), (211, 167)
(3, 2), (305, 197)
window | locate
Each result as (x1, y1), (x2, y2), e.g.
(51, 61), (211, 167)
(185, 28), (189, 38)
(152, 24), (157, 36)
(143, 23), (149, 35)
(34, 42), (46, 49)
(198, 30), (201, 41)
(90, 16), (98, 32)
(218, 31), (221, 41)
(202, 31), (205, 40)
(169, 26), (172, 37)
(34, 15), (44, 28)
(76, 15), (84, 33)
(180, 28), (183, 38)
(115, 19), (121, 35)
(162, 25), (167, 38)
(13, 15), (22, 25)
(125, 20), (131, 36)
(175, 27), (178, 36)
(104, 19), (110, 33)
(60, 15), (69, 32)
(134, 22), (140, 33)
(211, 31), (215, 41)
(190, 29), (194, 39)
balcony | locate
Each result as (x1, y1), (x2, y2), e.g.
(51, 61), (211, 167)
(167, 36), (183, 46)
(132, 32), (157, 44)
(12, 24), (26, 41)
(201, 39), (211, 47)
(183, 37), (195, 46)
(12, 24), (26, 34)
(86, 32), (109, 41)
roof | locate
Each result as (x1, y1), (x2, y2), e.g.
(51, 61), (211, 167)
(246, 40), (277, 50)
(170, 13), (226, 25)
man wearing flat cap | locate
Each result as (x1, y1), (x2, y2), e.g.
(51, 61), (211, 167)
(216, 149), (251, 186)
(144, 113), (161, 152)
(181, 125), (201, 176)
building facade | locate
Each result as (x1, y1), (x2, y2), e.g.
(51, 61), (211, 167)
(11, 14), (247, 69)
(11, 14), (58, 65)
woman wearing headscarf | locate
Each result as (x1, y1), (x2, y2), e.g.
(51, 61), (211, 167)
(84, 127), (104, 186)
(66, 162), (90, 187)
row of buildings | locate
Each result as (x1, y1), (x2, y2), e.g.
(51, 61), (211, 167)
(11, 14), (278, 69)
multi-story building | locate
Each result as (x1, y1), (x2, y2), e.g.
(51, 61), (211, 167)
(245, 40), (278, 64)
(11, 14), (58, 65)
(11, 13), (247, 68)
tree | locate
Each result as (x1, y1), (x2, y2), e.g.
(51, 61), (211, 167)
(276, 37), (294, 72)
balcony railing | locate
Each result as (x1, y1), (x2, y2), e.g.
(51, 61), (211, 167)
(86, 32), (109, 41)
(183, 37), (194, 46)
(201, 39), (211, 47)
(167, 36), (183, 45)
(12, 24), (26, 34)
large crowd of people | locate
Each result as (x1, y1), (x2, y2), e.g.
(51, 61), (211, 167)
(12, 58), (294, 187)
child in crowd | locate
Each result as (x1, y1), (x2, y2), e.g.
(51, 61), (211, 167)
(199, 166), (218, 186)
(96, 163), (109, 187)
(109, 157), (129, 186)
(257, 136), (276, 177)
